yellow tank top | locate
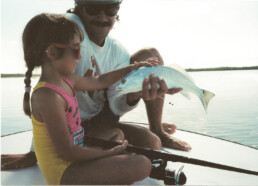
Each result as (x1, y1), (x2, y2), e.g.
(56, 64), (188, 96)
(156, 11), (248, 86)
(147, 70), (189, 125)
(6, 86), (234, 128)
(32, 116), (72, 185)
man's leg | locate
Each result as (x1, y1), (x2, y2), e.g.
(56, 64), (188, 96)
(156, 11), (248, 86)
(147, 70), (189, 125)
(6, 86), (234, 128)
(130, 48), (191, 151)
(85, 124), (125, 142)
(118, 122), (162, 150)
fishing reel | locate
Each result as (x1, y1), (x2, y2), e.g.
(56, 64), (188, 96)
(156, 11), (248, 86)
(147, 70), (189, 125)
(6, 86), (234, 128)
(150, 159), (186, 185)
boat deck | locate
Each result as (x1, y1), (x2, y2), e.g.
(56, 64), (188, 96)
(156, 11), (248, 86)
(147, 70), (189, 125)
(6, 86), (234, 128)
(1, 125), (258, 185)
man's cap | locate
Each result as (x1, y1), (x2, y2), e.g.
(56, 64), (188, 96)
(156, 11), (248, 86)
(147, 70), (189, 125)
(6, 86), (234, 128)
(75, 0), (122, 5)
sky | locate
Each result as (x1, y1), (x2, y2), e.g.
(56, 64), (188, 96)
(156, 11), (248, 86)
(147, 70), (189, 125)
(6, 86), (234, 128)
(1, 0), (258, 74)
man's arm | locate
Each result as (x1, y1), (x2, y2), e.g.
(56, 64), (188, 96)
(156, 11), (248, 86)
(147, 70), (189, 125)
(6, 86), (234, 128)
(106, 40), (139, 116)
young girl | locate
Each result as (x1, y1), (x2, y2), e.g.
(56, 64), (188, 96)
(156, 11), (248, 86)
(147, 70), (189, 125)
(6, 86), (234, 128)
(23, 13), (155, 185)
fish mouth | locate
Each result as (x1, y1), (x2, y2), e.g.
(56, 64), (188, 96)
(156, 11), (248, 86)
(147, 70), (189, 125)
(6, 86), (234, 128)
(115, 87), (125, 95)
(116, 87), (122, 92)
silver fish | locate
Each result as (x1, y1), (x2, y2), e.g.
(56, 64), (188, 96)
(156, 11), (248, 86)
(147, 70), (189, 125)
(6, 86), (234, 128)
(117, 65), (215, 112)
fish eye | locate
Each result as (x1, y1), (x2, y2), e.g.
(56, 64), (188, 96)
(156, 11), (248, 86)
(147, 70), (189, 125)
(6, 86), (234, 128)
(121, 79), (126, 84)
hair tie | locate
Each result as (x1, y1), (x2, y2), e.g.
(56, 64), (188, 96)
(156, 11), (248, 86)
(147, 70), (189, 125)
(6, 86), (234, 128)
(25, 86), (31, 93)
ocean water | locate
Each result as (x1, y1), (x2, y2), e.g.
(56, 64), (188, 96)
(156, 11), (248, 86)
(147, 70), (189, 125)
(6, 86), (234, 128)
(1, 70), (258, 148)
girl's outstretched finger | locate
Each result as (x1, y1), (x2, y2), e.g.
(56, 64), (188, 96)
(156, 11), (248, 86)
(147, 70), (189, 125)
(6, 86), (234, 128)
(145, 57), (159, 66)
(146, 57), (159, 62)
(135, 61), (151, 68)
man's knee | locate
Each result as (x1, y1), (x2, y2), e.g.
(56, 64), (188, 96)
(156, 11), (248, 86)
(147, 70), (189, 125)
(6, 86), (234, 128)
(110, 128), (125, 141)
(149, 134), (162, 150)
(140, 128), (162, 150)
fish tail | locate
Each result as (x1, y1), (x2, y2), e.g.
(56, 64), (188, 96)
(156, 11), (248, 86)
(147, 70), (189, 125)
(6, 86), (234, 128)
(200, 89), (215, 112)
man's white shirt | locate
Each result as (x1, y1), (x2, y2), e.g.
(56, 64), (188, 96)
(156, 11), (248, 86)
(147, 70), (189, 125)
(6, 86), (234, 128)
(65, 13), (138, 121)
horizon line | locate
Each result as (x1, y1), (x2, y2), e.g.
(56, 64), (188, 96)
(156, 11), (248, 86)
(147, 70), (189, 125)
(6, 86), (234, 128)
(1, 66), (258, 78)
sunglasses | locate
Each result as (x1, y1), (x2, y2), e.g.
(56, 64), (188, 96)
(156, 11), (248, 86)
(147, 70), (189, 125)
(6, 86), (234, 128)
(84, 3), (120, 17)
(51, 43), (81, 59)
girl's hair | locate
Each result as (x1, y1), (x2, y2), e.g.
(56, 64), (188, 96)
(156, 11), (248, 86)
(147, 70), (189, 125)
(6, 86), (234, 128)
(23, 13), (84, 117)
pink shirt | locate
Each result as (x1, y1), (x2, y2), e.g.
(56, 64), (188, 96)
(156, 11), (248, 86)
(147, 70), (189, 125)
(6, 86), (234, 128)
(34, 77), (84, 146)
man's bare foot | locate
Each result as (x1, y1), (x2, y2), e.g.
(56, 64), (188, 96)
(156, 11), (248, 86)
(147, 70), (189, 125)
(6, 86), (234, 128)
(1, 151), (37, 170)
(160, 133), (191, 151)
(162, 123), (177, 134)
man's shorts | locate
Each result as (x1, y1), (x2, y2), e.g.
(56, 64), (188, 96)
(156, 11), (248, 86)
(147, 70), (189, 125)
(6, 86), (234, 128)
(81, 101), (120, 134)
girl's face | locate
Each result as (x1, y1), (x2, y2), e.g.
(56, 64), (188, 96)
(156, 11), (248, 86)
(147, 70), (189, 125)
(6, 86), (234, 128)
(54, 34), (82, 76)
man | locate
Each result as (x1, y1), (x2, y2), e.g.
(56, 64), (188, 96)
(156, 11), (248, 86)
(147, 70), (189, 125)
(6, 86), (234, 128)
(1, 0), (191, 170)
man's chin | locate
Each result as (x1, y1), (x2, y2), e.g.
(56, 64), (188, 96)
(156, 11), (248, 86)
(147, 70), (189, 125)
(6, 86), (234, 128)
(93, 25), (111, 30)
(92, 27), (111, 36)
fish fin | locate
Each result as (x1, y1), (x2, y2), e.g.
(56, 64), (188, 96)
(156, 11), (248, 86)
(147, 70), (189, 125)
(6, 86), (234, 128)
(167, 64), (194, 83)
(200, 89), (215, 112)
(180, 90), (191, 99)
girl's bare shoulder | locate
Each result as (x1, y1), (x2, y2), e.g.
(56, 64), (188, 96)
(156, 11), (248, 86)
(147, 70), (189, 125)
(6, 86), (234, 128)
(31, 87), (66, 120)
(32, 87), (64, 103)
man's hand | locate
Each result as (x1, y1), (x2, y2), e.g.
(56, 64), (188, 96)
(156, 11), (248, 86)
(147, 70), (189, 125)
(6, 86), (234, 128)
(126, 73), (182, 105)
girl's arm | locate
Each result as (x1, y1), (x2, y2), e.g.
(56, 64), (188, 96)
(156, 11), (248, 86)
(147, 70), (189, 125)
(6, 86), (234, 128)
(35, 90), (127, 162)
(71, 61), (157, 92)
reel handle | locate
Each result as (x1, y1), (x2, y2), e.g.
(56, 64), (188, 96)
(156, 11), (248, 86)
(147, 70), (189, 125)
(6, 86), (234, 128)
(150, 159), (187, 185)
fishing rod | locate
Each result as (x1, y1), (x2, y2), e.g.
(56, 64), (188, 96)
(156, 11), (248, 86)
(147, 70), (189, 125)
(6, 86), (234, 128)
(84, 136), (187, 185)
(84, 136), (258, 177)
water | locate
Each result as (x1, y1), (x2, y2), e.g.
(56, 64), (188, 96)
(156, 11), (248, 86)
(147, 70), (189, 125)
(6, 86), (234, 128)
(1, 70), (258, 148)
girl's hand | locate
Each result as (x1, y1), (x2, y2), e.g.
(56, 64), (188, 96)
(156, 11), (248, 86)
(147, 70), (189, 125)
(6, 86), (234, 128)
(145, 57), (159, 66)
(132, 57), (159, 70)
(109, 140), (128, 155)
